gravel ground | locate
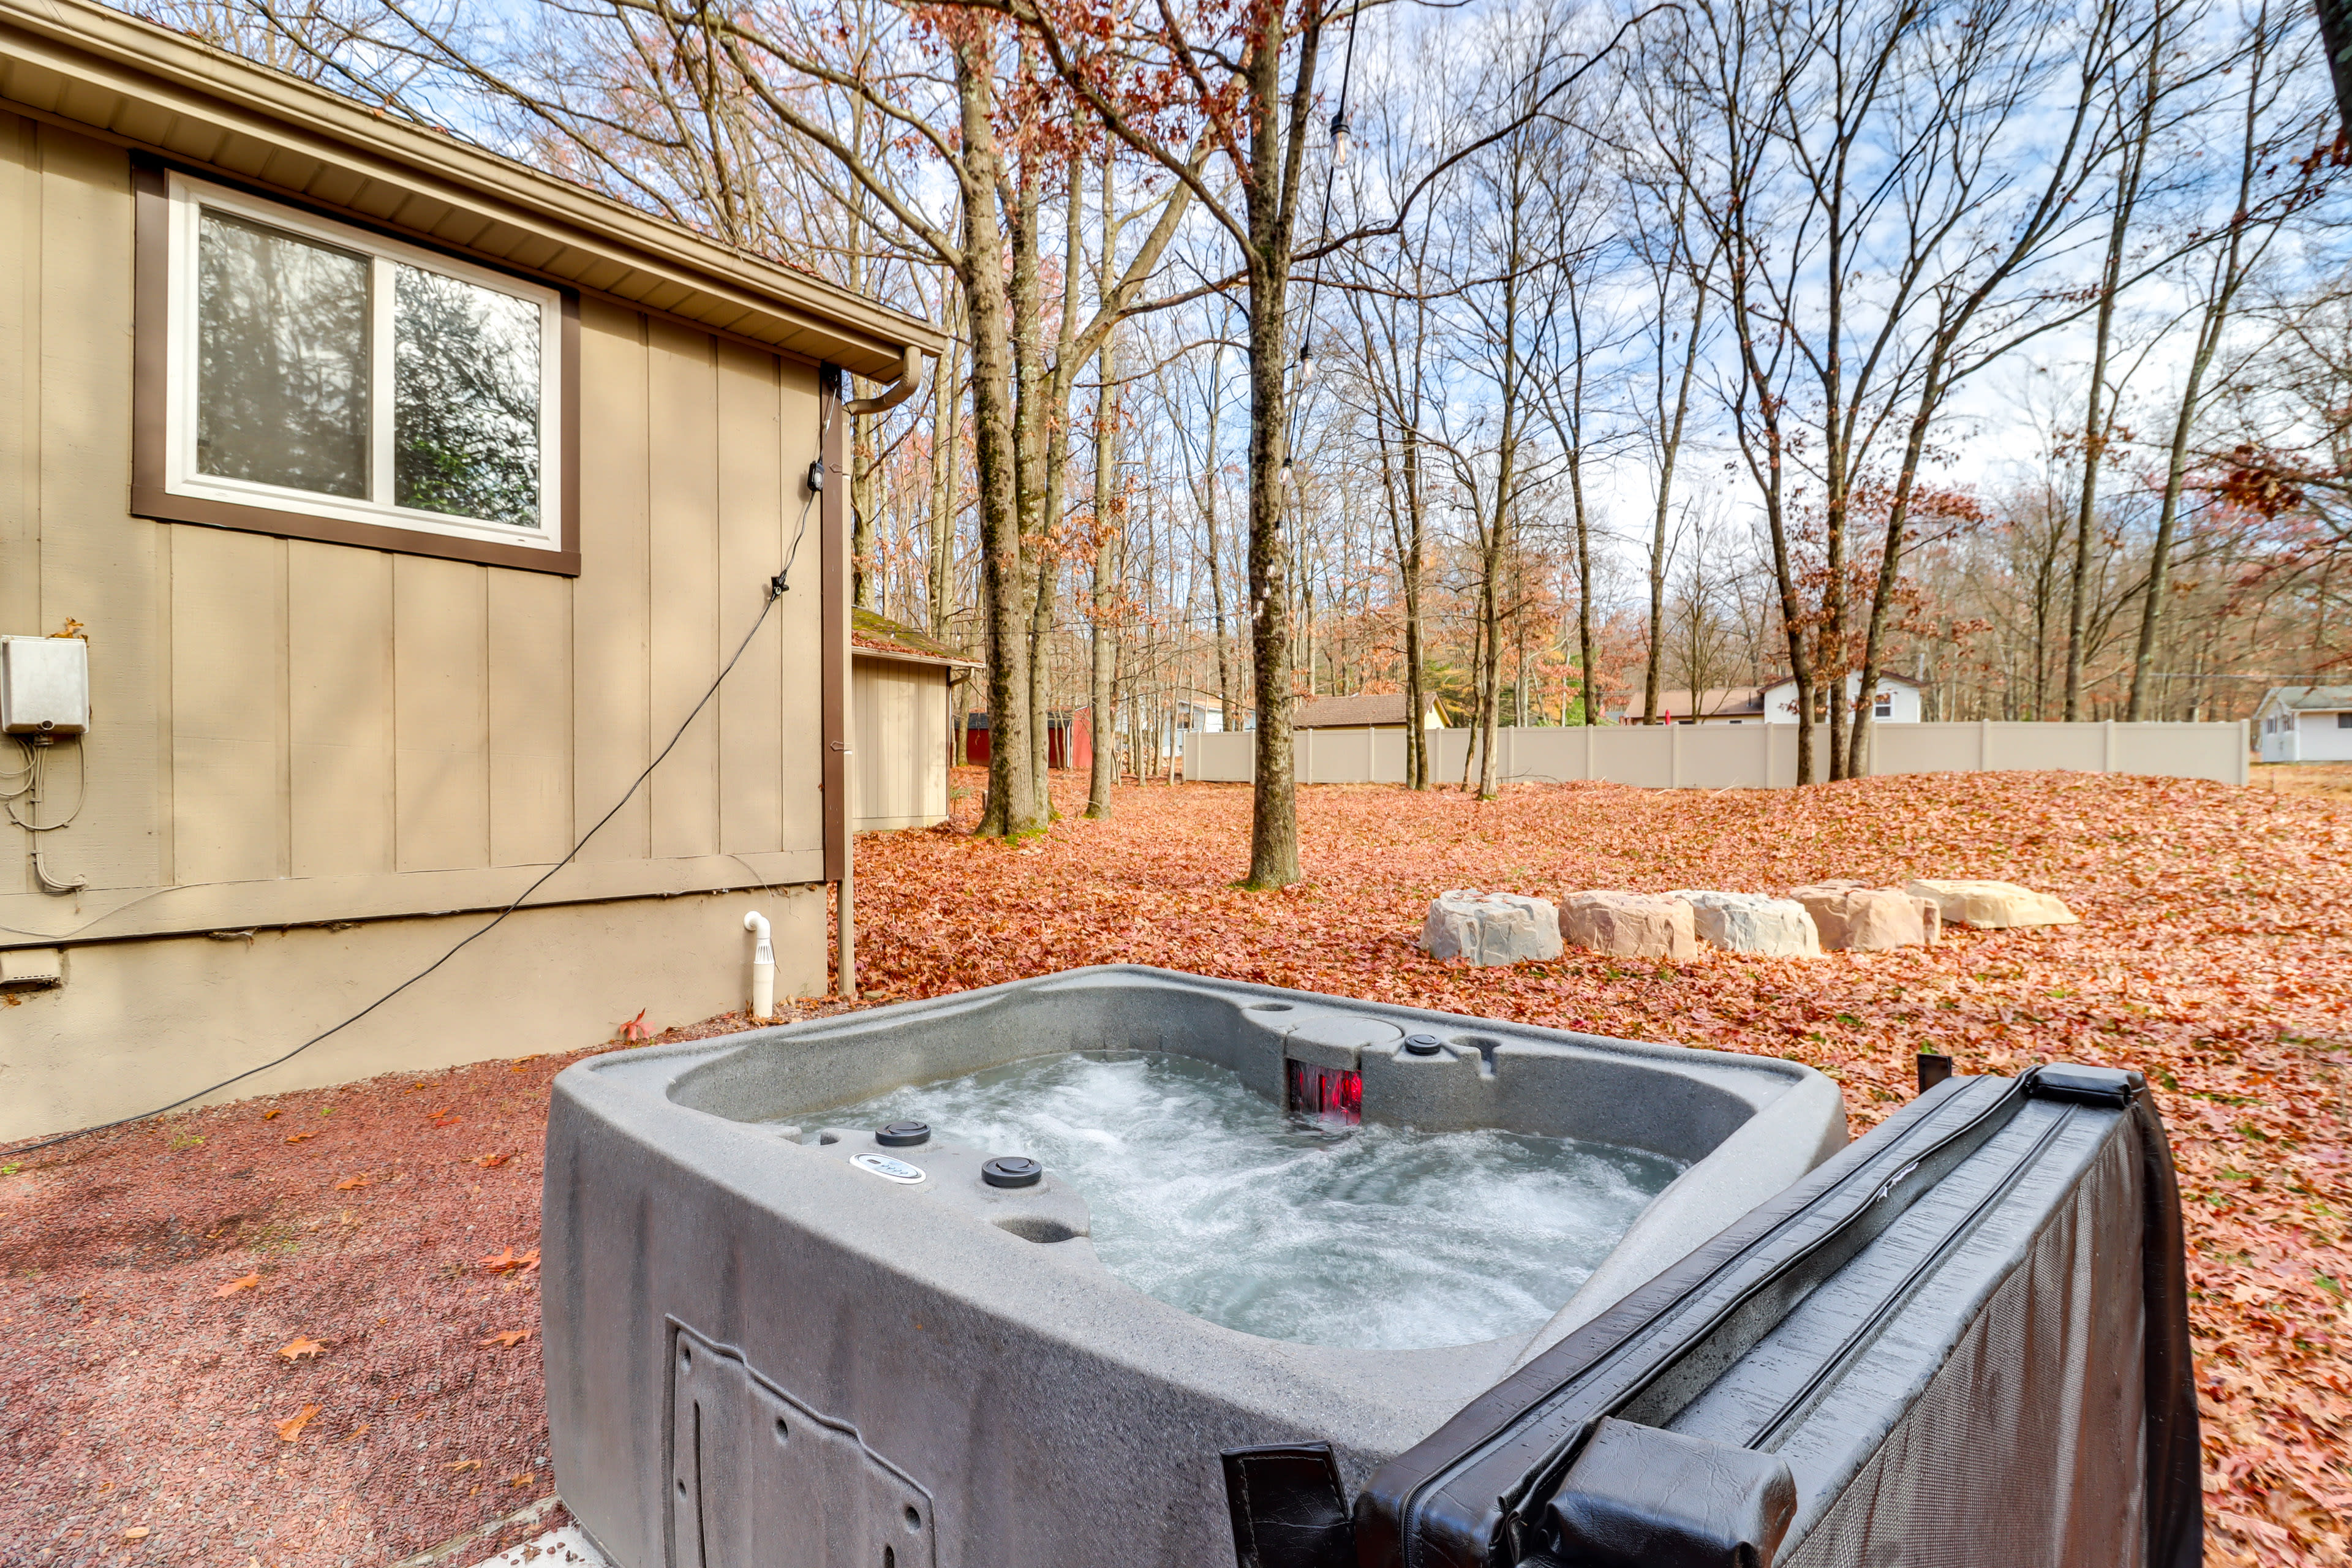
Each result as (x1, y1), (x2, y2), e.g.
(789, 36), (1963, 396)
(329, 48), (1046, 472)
(0, 1001), (861, 1568)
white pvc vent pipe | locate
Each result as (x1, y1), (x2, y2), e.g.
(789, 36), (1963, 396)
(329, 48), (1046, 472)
(744, 910), (775, 1021)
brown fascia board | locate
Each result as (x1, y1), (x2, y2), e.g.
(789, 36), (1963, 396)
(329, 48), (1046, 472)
(853, 645), (981, 673)
(0, 0), (944, 378)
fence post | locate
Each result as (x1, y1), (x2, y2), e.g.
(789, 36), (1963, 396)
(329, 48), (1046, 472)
(1980, 718), (1992, 772)
(1671, 722), (1682, 789)
(2102, 719), (2116, 772)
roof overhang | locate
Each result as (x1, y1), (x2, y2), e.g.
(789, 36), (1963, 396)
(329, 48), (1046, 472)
(0, 0), (943, 379)
(853, 645), (979, 673)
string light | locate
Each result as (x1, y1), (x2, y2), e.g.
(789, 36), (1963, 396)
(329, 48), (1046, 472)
(1279, 462), (1294, 489)
(1330, 113), (1351, 167)
(1297, 342), (1315, 385)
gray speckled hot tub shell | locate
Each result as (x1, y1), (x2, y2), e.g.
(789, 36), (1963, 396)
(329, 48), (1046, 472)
(541, 965), (1847, 1568)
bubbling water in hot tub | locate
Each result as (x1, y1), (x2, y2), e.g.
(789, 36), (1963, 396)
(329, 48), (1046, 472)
(805, 1052), (1685, 1352)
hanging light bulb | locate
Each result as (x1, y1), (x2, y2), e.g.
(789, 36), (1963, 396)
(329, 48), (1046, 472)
(1297, 342), (1315, 385)
(1279, 462), (1294, 489)
(1330, 113), (1351, 167)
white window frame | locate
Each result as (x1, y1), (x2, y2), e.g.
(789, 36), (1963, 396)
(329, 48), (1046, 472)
(163, 173), (564, 554)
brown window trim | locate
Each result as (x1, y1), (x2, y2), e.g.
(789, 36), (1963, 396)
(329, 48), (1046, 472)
(130, 157), (582, 576)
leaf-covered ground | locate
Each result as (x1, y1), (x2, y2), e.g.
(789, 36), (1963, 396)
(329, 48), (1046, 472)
(1, 769), (2345, 1566)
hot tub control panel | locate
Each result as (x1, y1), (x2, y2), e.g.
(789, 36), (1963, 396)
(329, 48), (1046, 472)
(816, 1125), (1097, 1251)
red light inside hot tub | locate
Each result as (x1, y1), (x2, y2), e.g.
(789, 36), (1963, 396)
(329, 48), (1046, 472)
(1287, 1061), (1363, 1124)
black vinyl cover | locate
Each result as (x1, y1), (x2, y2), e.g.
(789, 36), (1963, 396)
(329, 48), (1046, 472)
(1311, 1065), (2198, 1568)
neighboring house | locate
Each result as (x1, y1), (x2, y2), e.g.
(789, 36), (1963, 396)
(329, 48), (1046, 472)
(1293, 692), (1449, 730)
(1762, 673), (1923, 725)
(852, 609), (976, 830)
(1616, 675), (1922, 725)
(1612, 687), (1770, 723)
(0, 0), (940, 1141)
(2254, 686), (2352, 763)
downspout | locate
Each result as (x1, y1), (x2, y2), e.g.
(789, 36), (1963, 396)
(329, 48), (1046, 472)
(827, 348), (928, 1001)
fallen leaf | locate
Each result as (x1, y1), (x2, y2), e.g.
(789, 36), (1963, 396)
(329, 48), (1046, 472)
(260, 1110), (281, 1121)
(477, 1246), (540, 1274)
(507, 1472), (536, 1487)
(274, 1404), (321, 1442)
(479, 1328), (531, 1348)
(471, 1153), (511, 1169)
(284, 1132), (317, 1145)
(619, 1008), (652, 1043)
(278, 1336), (326, 1361)
(335, 1174), (372, 1191)
(443, 1458), (480, 1473)
(213, 1273), (260, 1298)
(123, 1528), (149, 1541)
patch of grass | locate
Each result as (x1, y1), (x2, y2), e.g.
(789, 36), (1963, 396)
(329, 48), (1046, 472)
(243, 1220), (302, 1257)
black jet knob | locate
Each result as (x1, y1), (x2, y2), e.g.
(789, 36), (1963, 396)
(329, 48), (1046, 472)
(1404, 1033), (1445, 1056)
(982, 1155), (1042, 1188)
(876, 1121), (931, 1147)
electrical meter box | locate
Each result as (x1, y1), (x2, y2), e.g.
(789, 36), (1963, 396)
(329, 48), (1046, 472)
(0, 636), (89, 736)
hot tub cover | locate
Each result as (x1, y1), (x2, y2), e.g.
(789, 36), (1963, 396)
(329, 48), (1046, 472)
(1229, 1064), (2199, 1568)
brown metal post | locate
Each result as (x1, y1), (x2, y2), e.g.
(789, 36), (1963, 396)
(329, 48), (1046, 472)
(820, 364), (854, 996)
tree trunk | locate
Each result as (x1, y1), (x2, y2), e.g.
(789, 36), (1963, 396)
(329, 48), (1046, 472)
(1644, 254), (1705, 724)
(1401, 424), (1428, 786)
(927, 299), (963, 643)
(956, 37), (1040, 839)
(1087, 163), (1124, 821)
(1845, 347), (1950, 779)
(1237, 11), (1319, 890)
(2067, 16), (2163, 719)
(2128, 34), (2267, 719)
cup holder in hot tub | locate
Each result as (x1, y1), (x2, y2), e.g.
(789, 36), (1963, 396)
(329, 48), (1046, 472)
(992, 1214), (1082, 1244)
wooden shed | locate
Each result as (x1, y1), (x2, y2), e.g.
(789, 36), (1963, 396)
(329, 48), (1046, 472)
(0, 0), (940, 1140)
(851, 609), (977, 831)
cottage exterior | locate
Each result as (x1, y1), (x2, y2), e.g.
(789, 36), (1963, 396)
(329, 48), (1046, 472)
(2254, 686), (2352, 763)
(0, 0), (939, 1139)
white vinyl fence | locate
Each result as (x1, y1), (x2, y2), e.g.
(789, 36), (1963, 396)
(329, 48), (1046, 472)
(1181, 720), (2250, 789)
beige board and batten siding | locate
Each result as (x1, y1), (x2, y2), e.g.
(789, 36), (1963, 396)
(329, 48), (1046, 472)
(0, 99), (876, 1140)
(851, 655), (952, 831)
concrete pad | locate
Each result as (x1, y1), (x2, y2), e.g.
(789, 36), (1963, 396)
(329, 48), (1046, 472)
(467, 1526), (610, 1568)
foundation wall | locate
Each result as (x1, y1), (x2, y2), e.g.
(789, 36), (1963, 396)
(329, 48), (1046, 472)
(0, 886), (824, 1140)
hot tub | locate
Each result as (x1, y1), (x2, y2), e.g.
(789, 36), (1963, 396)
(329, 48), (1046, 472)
(541, 965), (1848, 1568)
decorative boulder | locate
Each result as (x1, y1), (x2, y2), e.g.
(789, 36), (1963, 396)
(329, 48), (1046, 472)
(1905, 878), (2079, 929)
(1420, 890), (1564, 967)
(1792, 881), (1935, 952)
(1559, 892), (1700, 963)
(1669, 890), (1822, 957)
